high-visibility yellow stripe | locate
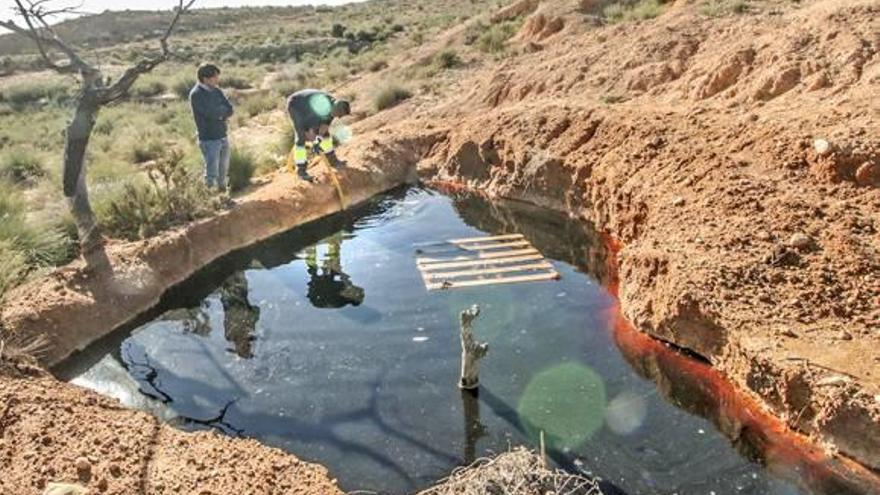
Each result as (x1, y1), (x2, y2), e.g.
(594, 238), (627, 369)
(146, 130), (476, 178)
(294, 146), (308, 165)
(318, 137), (334, 153)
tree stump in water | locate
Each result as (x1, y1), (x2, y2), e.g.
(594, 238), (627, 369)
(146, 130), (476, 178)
(459, 305), (489, 389)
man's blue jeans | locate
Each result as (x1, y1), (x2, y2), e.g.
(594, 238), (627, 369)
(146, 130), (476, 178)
(199, 137), (230, 190)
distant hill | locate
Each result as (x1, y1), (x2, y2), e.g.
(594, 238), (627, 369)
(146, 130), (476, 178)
(0, 6), (317, 56)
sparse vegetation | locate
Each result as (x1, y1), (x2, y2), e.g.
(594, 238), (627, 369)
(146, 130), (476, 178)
(228, 147), (256, 192)
(699, 0), (748, 17)
(372, 84), (412, 112)
(96, 149), (219, 240)
(0, 80), (70, 108)
(1, 149), (45, 184)
(603, 0), (667, 22)
(435, 49), (462, 69)
(476, 21), (520, 54)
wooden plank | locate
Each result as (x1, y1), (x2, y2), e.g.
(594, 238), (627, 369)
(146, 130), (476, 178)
(449, 233), (524, 244)
(418, 254), (545, 270)
(412, 233), (524, 249)
(424, 262), (554, 281)
(418, 248), (539, 264)
(427, 271), (560, 290)
(416, 240), (531, 255)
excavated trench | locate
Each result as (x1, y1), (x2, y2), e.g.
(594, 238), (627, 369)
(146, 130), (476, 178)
(55, 185), (880, 495)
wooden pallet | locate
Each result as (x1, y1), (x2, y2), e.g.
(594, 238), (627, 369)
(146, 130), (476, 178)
(415, 234), (560, 290)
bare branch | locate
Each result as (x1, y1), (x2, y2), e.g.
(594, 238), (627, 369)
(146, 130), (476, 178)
(4, 0), (96, 76)
(99, 0), (197, 104)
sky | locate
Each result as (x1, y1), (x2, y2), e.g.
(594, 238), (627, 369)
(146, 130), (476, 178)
(2, 0), (368, 24)
(1, 0), (370, 33)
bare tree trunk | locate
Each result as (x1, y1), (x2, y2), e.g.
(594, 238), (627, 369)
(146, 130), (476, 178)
(63, 91), (108, 271)
(459, 305), (489, 389)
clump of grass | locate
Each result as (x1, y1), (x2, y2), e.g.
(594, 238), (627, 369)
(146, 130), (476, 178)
(476, 21), (520, 53)
(434, 49), (462, 69)
(0, 80), (70, 108)
(130, 78), (167, 98)
(372, 84), (412, 112)
(96, 148), (219, 240)
(223, 75), (253, 90)
(0, 182), (75, 301)
(172, 75), (197, 100)
(228, 147), (256, 192)
(238, 92), (278, 118)
(603, 0), (666, 22)
(129, 137), (165, 164)
(699, 0), (747, 17)
(1, 149), (46, 184)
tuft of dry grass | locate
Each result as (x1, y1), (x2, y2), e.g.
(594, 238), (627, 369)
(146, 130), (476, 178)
(418, 447), (604, 495)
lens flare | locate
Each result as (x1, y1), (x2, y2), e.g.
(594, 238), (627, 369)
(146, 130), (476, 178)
(331, 123), (353, 145)
(605, 390), (647, 435)
(309, 93), (333, 118)
(517, 362), (607, 450)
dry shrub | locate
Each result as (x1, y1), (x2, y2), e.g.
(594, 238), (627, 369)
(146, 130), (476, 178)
(419, 447), (604, 495)
(97, 148), (219, 240)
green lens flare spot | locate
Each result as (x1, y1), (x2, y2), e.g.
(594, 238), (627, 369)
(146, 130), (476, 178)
(517, 362), (607, 450)
(309, 94), (333, 119)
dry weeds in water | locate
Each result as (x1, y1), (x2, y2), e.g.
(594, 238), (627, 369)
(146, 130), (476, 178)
(414, 447), (604, 495)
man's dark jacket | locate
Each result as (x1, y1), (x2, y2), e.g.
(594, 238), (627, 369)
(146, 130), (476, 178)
(189, 83), (234, 141)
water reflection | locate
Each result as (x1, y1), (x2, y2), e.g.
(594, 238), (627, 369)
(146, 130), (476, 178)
(303, 232), (365, 309)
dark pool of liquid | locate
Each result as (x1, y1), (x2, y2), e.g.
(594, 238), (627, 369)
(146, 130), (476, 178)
(58, 187), (877, 495)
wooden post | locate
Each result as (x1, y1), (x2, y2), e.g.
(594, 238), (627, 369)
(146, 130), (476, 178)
(459, 305), (488, 389)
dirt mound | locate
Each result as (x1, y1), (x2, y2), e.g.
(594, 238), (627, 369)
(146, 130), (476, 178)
(0, 369), (341, 495)
(383, 0), (880, 471)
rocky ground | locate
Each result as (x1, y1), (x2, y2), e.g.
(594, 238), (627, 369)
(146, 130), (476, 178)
(1, 0), (879, 491)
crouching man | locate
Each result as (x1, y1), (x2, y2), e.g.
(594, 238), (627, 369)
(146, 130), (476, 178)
(286, 89), (350, 182)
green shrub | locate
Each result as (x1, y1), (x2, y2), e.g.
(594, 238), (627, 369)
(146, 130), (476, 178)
(223, 75), (252, 90)
(0, 80), (70, 107)
(476, 21), (519, 53)
(1, 150), (46, 184)
(372, 84), (412, 112)
(172, 75), (197, 100)
(603, 0), (666, 22)
(239, 92), (278, 118)
(0, 241), (27, 302)
(228, 147), (256, 192)
(129, 137), (165, 164)
(699, 0), (747, 16)
(130, 78), (167, 98)
(94, 118), (115, 136)
(96, 149), (219, 240)
(435, 49), (461, 69)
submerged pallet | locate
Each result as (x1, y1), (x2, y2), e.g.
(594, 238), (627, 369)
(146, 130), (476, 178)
(415, 233), (560, 290)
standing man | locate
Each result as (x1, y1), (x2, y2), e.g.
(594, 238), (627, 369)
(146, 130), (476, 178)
(190, 63), (234, 192)
(286, 89), (350, 182)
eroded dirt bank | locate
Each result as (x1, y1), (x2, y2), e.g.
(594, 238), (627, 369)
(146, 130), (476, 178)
(391, 0), (880, 471)
(0, 362), (342, 494)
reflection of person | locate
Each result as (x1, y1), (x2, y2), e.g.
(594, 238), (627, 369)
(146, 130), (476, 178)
(219, 272), (259, 359)
(304, 233), (364, 308)
(286, 89), (350, 182)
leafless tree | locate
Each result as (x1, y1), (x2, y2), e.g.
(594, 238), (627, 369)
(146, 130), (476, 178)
(0, 0), (196, 270)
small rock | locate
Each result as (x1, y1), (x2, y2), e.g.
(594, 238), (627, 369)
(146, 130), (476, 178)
(42, 483), (88, 495)
(838, 331), (853, 341)
(74, 457), (91, 474)
(855, 161), (879, 186)
(788, 233), (813, 250)
(107, 464), (122, 478)
(813, 138), (831, 156)
(673, 197), (685, 207)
